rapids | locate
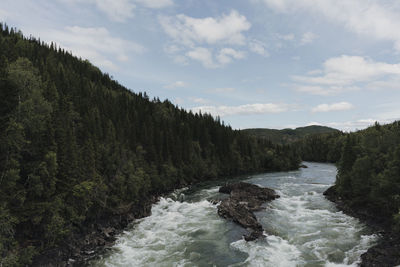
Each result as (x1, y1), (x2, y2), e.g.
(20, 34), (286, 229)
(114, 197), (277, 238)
(91, 162), (377, 267)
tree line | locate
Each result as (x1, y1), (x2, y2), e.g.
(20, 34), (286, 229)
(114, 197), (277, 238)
(293, 122), (400, 235)
(0, 24), (300, 266)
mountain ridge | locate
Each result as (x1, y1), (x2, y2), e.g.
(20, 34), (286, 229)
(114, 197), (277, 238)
(242, 125), (340, 144)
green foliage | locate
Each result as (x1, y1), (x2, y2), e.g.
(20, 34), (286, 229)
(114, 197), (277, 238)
(0, 23), (301, 264)
(334, 122), (400, 234)
(292, 131), (345, 163)
(243, 125), (339, 145)
(289, 121), (400, 236)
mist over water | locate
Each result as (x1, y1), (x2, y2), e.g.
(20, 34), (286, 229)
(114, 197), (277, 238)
(91, 163), (377, 267)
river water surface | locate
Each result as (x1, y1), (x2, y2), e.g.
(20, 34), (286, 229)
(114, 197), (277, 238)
(91, 162), (378, 267)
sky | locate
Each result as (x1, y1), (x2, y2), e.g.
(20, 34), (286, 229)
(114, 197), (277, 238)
(2, 0), (400, 131)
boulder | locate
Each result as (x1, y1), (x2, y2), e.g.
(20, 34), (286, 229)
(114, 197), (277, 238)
(217, 182), (279, 241)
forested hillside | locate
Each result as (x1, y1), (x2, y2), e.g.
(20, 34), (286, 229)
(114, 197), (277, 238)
(293, 122), (400, 235)
(294, 131), (345, 163)
(331, 122), (400, 232)
(0, 24), (300, 265)
(243, 125), (339, 145)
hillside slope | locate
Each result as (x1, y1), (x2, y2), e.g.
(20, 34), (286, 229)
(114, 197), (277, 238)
(0, 24), (300, 266)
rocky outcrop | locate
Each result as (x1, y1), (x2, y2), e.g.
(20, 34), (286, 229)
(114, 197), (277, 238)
(217, 182), (279, 241)
(31, 196), (157, 267)
(360, 234), (400, 267)
(324, 186), (400, 267)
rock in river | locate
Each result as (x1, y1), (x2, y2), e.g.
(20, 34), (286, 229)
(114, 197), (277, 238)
(217, 182), (279, 241)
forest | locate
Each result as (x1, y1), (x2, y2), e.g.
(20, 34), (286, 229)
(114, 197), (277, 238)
(0, 24), (301, 265)
(1, 22), (400, 266)
(243, 125), (339, 145)
(294, 122), (400, 236)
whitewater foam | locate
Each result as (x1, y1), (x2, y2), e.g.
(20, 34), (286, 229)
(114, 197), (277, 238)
(92, 162), (378, 267)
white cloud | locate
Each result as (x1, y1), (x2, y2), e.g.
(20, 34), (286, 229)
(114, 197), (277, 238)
(189, 97), (210, 104)
(258, 0), (400, 52)
(277, 33), (295, 41)
(300, 31), (317, 45)
(217, 48), (246, 65)
(185, 47), (245, 68)
(295, 85), (360, 96)
(135, 0), (173, 8)
(164, 44), (182, 54)
(293, 55), (400, 95)
(186, 47), (216, 68)
(312, 102), (354, 113)
(44, 26), (145, 70)
(366, 78), (400, 90)
(307, 69), (323, 75)
(249, 40), (269, 57)
(159, 10), (251, 47)
(159, 10), (255, 67)
(164, 80), (187, 89)
(191, 103), (288, 116)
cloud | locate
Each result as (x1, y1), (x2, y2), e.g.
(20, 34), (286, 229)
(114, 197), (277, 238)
(257, 0), (400, 52)
(217, 48), (246, 64)
(189, 97), (210, 104)
(300, 31), (317, 45)
(164, 80), (187, 89)
(366, 78), (400, 90)
(298, 55), (400, 84)
(295, 85), (360, 96)
(277, 33), (295, 41)
(191, 103), (288, 116)
(186, 47), (216, 68)
(135, 0), (173, 8)
(312, 102), (354, 113)
(185, 47), (246, 68)
(160, 10), (257, 67)
(44, 26), (145, 70)
(292, 55), (400, 95)
(159, 10), (251, 47)
(249, 40), (269, 57)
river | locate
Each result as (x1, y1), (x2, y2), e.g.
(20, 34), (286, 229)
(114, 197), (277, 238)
(91, 162), (378, 267)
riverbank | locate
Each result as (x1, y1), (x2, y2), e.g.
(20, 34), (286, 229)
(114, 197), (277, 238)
(324, 185), (400, 267)
(31, 169), (291, 266)
(31, 195), (158, 266)
(92, 162), (377, 266)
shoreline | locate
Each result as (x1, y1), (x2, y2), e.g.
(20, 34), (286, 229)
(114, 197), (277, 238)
(32, 195), (159, 267)
(31, 168), (289, 266)
(323, 185), (400, 267)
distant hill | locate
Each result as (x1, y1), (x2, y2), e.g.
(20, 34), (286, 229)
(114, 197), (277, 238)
(242, 125), (340, 144)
